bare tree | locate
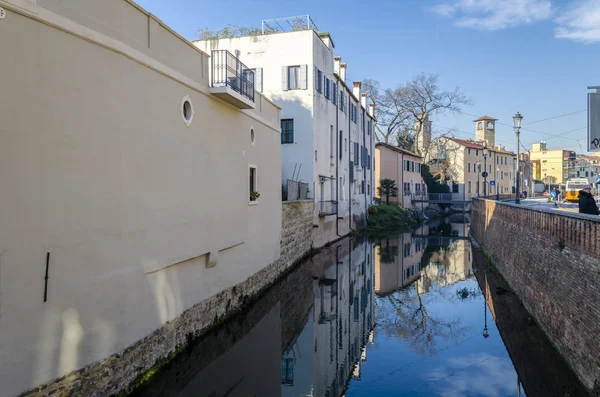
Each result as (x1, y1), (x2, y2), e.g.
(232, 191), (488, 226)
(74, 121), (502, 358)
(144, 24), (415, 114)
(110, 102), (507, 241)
(362, 79), (412, 144)
(398, 73), (471, 155)
(363, 74), (470, 155)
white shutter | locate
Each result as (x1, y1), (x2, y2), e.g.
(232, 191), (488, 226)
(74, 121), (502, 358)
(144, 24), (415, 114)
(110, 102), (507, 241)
(255, 67), (263, 93)
(282, 66), (288, 91)
(300, 64), (308, 90)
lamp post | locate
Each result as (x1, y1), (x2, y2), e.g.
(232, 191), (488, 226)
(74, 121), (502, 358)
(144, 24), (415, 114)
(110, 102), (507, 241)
(476, 161), (481, 198)
(513, 112), (523, 204)
(483, 274), (489, 339)
(482, 146), (489, 197)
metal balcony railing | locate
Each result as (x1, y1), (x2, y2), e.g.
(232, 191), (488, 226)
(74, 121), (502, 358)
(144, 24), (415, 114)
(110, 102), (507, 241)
(319, 200), (338, 217)
(211, 50), (255, 102)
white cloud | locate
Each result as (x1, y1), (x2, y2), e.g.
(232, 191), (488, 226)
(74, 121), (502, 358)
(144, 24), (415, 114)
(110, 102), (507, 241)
(555, 0), (600, 43)
(431, 0), (553, 31)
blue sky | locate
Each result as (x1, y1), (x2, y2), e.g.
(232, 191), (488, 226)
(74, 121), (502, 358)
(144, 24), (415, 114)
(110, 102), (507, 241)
(135, 0), (600, 154)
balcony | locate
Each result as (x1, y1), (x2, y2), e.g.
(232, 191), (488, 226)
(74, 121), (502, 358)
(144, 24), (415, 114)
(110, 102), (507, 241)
(319, 200), (338, 217)
(210, 50), (255, 109)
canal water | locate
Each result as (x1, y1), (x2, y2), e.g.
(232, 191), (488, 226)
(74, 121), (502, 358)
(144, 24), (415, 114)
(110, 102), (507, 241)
(132, 215), (587, 397)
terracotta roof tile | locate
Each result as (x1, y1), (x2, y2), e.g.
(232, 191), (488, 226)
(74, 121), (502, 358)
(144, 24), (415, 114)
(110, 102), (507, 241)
(473, 115), (498, 122)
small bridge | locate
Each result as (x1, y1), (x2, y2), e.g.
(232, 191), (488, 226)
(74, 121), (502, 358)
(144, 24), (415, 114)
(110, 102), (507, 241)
(411, 193), (471, 204)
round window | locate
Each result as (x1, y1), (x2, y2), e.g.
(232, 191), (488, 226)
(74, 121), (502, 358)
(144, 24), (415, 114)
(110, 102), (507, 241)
(181, 95), (194, 126)
(250, 128), (256, 146)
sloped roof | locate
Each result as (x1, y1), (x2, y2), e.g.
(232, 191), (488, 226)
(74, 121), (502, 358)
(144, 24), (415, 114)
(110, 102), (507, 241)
(448, 138), (516, 155)
(473, 115), (498, 122)
(375, 142), (422, 158)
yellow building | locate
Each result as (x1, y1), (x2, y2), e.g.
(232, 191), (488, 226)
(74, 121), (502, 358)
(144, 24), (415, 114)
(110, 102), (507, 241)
(529, 142), (576, 184)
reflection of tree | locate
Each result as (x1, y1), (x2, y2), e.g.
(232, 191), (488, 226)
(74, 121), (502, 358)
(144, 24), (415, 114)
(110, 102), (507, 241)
(379, 239), (399, 264)
(378, 272), (468, 356)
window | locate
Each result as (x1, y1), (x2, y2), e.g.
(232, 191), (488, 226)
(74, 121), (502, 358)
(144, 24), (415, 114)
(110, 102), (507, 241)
(181, 95), (194, 126)
(468, 181), (472, 193)
(332, 83), (337, 104)
(477, 122), (483, 130)
(404, 182), (410, 193)
(411, 161), (415, 172)
(354, 142), (359, 164)
(288, 66), (301, 90)
(249, 166), (257, 202)
(339, 130), (343, 160)
(452, 183), (459, 193)
(281, 119), (294, 144)
(362, 111), (366, 132)
(468, 162), (471, 173)
(468, 149), (471, 155)
(250, 128), (256, 146)
(403, 243), (411, 258)
(281, 358), (294, 385)
(317, 69), (323, 93)
(324, 77), (330, 99)
(476, 150), (479, 156)
(340, 91), (346, 112)
(315, 150), (318, 161)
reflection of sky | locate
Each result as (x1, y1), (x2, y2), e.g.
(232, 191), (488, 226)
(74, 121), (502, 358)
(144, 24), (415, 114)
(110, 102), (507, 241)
(347, 279), (525, 397)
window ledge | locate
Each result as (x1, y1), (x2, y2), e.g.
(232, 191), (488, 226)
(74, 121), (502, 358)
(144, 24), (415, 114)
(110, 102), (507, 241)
(249, 201), (258, 206)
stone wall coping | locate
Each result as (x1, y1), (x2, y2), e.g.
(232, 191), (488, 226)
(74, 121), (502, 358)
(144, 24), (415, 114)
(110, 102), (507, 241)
(473, 198), (600, 223)
(283, 199), (314, 204)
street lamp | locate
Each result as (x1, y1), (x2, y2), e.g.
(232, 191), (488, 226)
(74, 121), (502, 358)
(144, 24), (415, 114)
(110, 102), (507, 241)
(496, 167), (500, 200)
(476, 161), (481, 198)
(482, 146), (489, 197)
(513, 112), (523, 204)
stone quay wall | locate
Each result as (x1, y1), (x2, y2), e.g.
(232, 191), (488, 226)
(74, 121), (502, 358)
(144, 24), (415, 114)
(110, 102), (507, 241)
(471, 199), (600, 394)
(22, 200), (314, 397)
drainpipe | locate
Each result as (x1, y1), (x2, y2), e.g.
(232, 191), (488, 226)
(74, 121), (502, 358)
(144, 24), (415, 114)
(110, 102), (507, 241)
(349, 98), (355, 232)
(336, 83), (342, 238)
(363, 110), (367, 224)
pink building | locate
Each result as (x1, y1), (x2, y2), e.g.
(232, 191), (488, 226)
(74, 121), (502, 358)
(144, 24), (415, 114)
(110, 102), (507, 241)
(374, 143), (427, 209)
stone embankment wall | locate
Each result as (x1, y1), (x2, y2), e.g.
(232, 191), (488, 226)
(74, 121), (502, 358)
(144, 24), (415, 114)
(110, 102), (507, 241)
(471, 199), (600, 394)
(22, 201), (314, 397)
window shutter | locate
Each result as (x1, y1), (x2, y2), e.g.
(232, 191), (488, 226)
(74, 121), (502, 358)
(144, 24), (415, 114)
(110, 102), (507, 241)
(339, 130), (343, 160)
(350, 162), (354, 181)
(282, 66), (288, 91)
(255, 67), (263, 93)
(314, 66), (318, 91)
(332, 83), (337, 105)
(300, 64), (308, 90)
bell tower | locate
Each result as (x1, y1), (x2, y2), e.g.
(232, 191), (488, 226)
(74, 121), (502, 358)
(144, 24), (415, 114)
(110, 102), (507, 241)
(415, 114), (432, 154)
(474, 115), (497, 147)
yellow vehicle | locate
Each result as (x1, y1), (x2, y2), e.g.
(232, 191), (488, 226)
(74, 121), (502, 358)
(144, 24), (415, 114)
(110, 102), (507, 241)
(565, 178), (590, 201)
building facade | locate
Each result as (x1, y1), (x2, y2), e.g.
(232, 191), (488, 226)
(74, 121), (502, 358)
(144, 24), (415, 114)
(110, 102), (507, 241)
(429, 116), (516, 199)
(0, 1), (282, 395)
(374, 143), (427, 208)
(529, 141), (576, 185)
(195, 26), (375, 247)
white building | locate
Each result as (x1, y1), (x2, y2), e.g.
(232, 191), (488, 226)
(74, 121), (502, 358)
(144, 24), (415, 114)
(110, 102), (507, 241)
(0, 1), (282, 395)
(195, 20), (376, 247)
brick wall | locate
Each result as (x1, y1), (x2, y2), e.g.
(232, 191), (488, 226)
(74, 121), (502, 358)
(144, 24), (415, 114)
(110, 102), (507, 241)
(472, 199), (600, 393)
(22, 200), (314, 397)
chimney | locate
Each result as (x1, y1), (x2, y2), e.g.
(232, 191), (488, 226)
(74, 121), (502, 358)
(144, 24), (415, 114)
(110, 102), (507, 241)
(368, 103), (375, 117)
(339, 63), (347, 82)
(353, 81), (361, 100)
(334, 56), (342, 75)
(361, 93), (367, 109)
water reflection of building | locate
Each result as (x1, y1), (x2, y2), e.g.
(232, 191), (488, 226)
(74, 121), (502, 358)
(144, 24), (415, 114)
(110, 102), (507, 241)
(374, 225), (429, 294)
(418, 217), (473, 294)
(281, 238), (375, 397)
